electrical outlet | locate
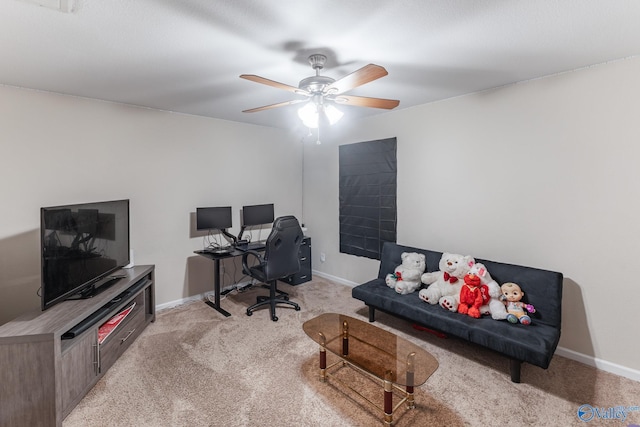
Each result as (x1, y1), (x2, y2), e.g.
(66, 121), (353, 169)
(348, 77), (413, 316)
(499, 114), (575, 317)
(320, 252), (326, 262)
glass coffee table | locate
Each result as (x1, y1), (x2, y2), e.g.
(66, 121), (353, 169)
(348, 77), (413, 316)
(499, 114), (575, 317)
(303, 313), (438, 425)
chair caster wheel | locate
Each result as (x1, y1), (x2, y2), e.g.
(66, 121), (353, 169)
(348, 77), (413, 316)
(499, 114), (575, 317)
(295, 306), (301, 311)
(246, 310), (253, 316)
(272, 316), (278, 321)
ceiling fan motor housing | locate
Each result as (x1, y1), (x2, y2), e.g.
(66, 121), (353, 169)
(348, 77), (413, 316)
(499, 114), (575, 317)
(298, 75), (335, 94)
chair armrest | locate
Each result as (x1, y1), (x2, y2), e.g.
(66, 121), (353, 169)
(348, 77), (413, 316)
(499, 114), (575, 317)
(242, 250), (264, 275)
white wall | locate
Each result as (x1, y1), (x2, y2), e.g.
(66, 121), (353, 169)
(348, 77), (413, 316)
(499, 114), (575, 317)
(0, 85), (302, 323)
(304, 57), (640, 376)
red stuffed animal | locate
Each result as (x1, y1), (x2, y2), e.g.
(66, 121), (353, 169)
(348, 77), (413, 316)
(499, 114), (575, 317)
(458, 273), (490, 318)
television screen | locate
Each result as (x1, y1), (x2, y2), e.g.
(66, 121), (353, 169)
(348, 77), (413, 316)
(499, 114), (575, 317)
(242, 203), (274, 227)
(40, 199), (130, 311)
(196, 206), (233, 230)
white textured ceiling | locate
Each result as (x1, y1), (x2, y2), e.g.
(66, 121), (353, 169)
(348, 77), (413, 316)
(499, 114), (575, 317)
(2, 0), (640, 131)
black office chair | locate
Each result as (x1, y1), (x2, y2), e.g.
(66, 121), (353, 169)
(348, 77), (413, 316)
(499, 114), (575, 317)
(242, 215), (303, 321)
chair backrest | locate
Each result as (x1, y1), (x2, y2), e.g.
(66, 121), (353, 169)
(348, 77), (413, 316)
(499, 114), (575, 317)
(262, 215), (304, 280)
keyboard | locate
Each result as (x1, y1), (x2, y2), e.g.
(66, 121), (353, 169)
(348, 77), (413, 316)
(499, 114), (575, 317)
(202, 246), (232, 255)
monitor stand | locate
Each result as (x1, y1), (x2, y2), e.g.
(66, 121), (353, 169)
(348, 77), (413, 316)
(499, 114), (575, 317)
(67, 274), (126, 300)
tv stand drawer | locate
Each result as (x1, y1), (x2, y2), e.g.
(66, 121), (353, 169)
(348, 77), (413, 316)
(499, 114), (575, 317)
(98, 304), (145, 373)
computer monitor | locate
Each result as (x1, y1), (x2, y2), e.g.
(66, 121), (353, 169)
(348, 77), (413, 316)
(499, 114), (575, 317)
(241, 203), (274, 227)
(196, 206), (233, 230)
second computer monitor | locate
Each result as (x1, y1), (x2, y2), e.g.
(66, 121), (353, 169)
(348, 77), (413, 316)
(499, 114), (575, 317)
(196, 206), (233, 230)
(242, 203), (274, 227)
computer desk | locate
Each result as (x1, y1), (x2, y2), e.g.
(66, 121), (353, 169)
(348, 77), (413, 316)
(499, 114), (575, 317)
(194, 244), (265, 317)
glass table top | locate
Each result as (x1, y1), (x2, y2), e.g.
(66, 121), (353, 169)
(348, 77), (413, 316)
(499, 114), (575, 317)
(303, 313), (438, 386)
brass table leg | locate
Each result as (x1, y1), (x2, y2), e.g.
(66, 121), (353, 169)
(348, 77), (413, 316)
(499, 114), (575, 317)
(384, 370), (393, 425)
(406, 352), (416, 409)
(342, 320), (349, 357)
(319, 332), (326, 382)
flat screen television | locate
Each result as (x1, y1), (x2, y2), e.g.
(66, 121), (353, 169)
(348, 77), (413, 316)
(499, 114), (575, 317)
(196, 206), (233, 230)
(241, 203), (274, 227)
(40, 199), (130, 311)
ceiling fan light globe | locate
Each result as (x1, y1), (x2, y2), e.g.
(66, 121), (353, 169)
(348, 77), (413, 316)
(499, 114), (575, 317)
(298, 102), (319, 128)
(324, 104), (344, 125)
(302, 116), (319, 129)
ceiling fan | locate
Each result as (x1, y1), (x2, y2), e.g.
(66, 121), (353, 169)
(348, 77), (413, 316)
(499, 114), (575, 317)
(239, 54), (399, 128)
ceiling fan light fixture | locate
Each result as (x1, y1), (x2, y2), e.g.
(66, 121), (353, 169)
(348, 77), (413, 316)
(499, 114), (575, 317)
(298, 101), (319, 128)
(298, 100), (343, 128)
(323, 104), (344, 125)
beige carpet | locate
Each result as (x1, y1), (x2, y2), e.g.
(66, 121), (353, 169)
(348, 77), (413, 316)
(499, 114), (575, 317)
(63, 277), (640, 426)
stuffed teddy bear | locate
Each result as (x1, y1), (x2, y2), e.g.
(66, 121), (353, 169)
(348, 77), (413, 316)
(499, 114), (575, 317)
(467, 262), (508, 320)
(458, 272), (489, 318)
(419, 253), (474, 312)
(500, 282), (536, 325)
(385, 252), (426, 295)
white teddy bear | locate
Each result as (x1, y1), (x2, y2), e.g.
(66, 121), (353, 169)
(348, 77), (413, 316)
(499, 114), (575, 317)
(468, 262), (508, 320)
(419, 253), (474, 312)
(385, 252), (426, 295)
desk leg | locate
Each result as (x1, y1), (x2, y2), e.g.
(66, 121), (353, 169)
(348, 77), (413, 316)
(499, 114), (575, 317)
(204, 258), (231, 317)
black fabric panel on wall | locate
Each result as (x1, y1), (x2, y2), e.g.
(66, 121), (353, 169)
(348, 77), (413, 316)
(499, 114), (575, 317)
(339, 137), (397, 260)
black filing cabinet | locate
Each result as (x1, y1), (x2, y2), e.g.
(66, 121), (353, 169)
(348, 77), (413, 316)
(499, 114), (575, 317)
(281, 236), (311, 285)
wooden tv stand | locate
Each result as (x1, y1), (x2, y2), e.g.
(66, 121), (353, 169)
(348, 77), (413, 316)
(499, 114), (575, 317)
(0, 265), (155, 427)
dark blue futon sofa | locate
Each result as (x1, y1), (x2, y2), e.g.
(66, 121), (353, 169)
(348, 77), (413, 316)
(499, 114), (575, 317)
(352, 242), (563, 383)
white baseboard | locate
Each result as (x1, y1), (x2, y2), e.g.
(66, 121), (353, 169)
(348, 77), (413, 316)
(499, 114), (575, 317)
(555, 346), (640, 382)
(312, 269), (359, 287)
(313, 270), (640, 382)
(156, 294), (204, 311)
(156, 280), (254, 312)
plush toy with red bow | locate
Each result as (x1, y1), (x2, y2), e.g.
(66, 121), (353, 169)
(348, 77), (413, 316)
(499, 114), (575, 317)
(385, 252), (426, 295)
(458, 272), (490, 318)
(419, 253), (475, 312)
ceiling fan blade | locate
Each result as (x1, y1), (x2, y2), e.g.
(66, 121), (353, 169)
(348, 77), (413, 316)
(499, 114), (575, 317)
(242, 99), (307, 113)
(332, 95), (399, 109)
(239, 74), (305, 94)
(325, 64), (389, 95)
